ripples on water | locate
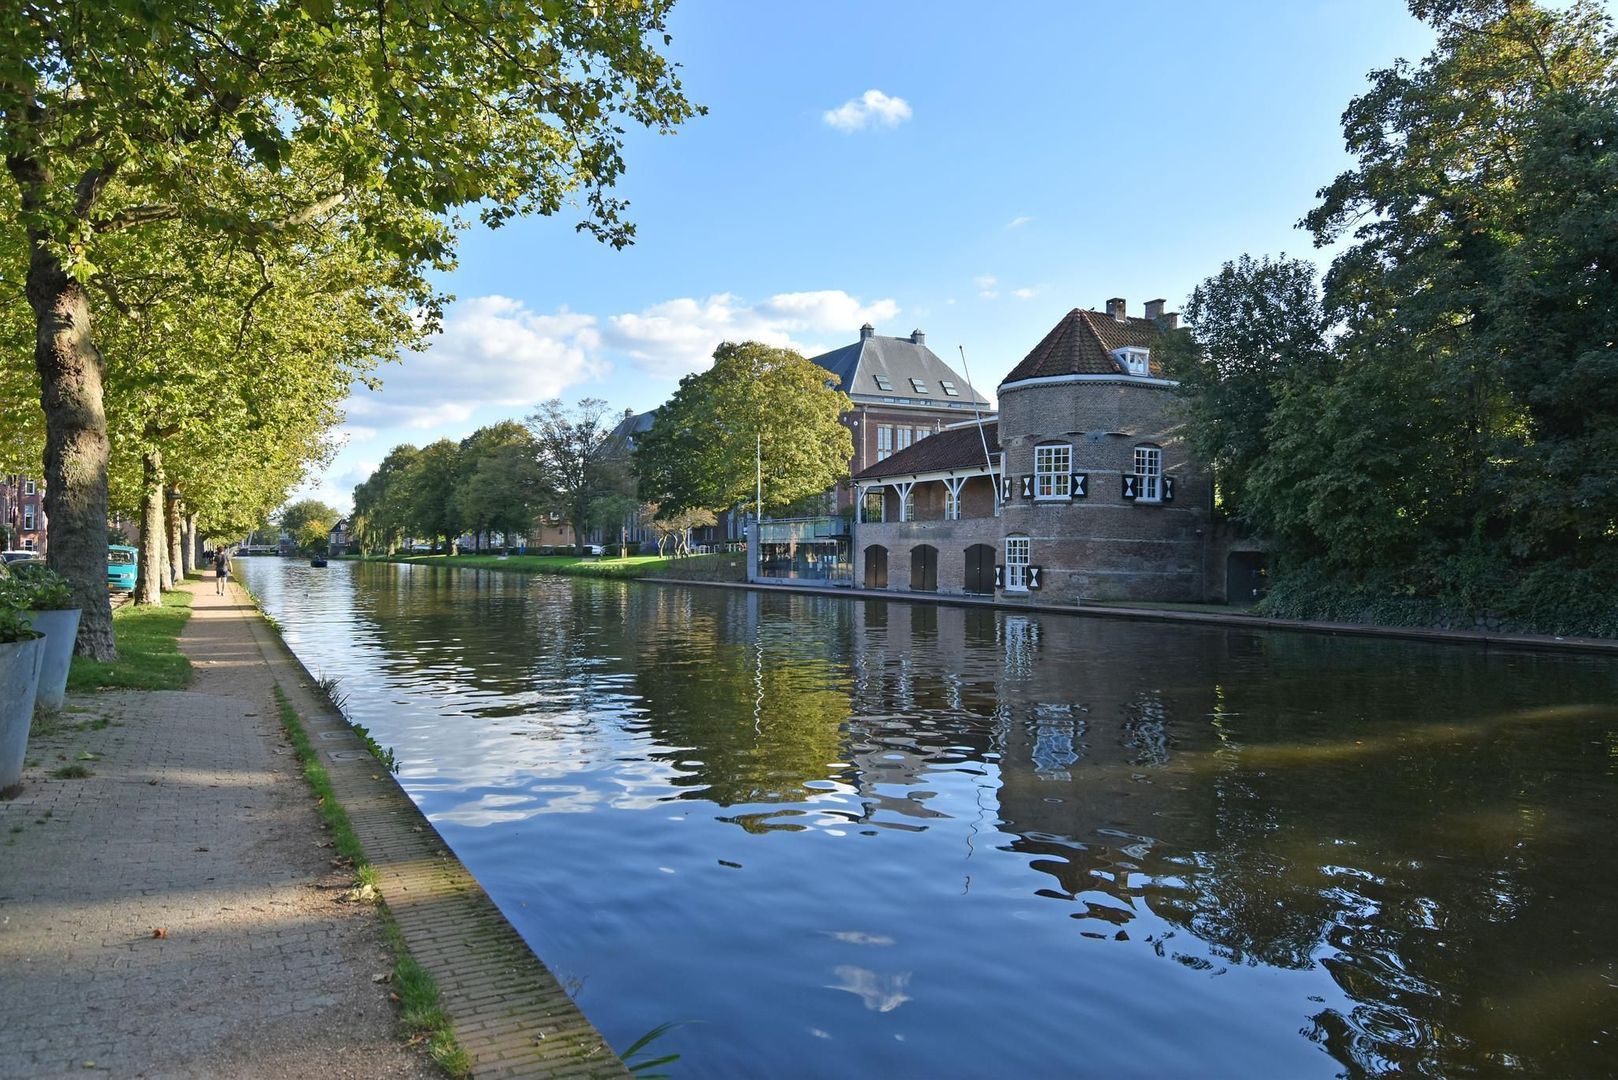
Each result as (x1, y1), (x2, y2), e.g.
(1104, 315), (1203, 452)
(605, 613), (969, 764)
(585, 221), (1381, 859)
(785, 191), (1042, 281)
(239, 559), (1618, 1078)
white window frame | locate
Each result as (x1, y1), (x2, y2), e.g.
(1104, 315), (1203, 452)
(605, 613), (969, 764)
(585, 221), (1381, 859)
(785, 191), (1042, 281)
(23, 508), (35, 530)
(914, 426), (928, 443)
(940, 380), (960, 397)
(1113, 347), (1150, 376)
(901, 488), (915, 520)
(873, 375), (893, 392)
(910, 377), (930, 394)
(23, 479), (36, 495)
(1005, 536), (1030, 592)
(944, 487), (960, 520)
(1034, 444), (1072, 500)
(22, 538), (35, 551)
(876, 425), (893, 461)
(896, 427), (913, 452)
(1135, 445), (1163, 502)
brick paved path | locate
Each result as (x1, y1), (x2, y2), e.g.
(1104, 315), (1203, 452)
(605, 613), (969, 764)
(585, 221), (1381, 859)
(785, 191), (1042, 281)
(0, 581), (429, 1079)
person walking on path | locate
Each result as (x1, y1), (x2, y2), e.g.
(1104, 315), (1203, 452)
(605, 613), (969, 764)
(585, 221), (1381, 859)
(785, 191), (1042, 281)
(214, 548), (231, 594)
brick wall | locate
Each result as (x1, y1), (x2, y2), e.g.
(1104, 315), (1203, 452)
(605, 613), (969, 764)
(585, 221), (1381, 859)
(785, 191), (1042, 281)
(996, 378), (1211, 603)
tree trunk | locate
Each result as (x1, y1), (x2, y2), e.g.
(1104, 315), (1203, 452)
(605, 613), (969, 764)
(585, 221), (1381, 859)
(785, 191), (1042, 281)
(182, 512), (198, 576)
(165, 492), (183, 586)
(134, 449), (165, 605)
(28, 250), (117, 657)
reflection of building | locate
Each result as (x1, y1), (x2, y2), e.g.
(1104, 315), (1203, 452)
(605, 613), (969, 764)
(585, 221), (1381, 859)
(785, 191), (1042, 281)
(850, 298), (1238, 603)
(1, 474), (46, 553)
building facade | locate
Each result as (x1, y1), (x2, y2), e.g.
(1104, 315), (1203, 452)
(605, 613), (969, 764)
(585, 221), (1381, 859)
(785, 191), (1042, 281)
(844, 298), (1239, 604)
(1, 474), (47, 554)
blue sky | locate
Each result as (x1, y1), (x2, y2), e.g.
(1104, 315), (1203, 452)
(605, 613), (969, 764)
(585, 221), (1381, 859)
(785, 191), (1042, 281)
(303, 1), (1441, 510)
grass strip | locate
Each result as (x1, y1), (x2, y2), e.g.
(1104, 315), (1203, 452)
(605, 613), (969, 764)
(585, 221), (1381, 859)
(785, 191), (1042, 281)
(66, 587), (194, 691)
(272, 684), (471, 1078)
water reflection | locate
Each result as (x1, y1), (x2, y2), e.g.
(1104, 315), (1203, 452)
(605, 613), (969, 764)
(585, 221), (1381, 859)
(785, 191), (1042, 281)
(239, 559), (1618, 1078)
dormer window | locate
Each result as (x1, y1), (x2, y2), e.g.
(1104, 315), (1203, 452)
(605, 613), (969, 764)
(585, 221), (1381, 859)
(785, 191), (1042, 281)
(940, 380), (960, 397)
(873, 375), (893, 392)
(1113, 347), (1150, 376)
(910, 378), (930, 394)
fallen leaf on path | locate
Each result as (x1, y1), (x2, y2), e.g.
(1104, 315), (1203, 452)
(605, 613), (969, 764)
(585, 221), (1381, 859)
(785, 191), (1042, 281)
(151, 928), (167, 939)
(371, 972), (391, 983)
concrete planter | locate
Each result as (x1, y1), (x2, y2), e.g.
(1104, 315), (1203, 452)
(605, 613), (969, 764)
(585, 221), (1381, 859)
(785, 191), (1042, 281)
(0, 636), (44, 791)
(24, 608), (81, 713)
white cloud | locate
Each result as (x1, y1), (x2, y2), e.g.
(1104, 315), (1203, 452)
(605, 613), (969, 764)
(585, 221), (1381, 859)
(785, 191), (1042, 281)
(1006, 215), (1033, 229)
(1012, 287), (1037, 300)
(822, 89), (913, 133)
(605, 289), (900, 378)
(345, 295), (604, 429)
(974, 274), (999, 300)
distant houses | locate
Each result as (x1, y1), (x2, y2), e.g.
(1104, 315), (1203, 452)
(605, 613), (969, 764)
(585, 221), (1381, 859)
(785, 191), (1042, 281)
(0, 474), (46, 554)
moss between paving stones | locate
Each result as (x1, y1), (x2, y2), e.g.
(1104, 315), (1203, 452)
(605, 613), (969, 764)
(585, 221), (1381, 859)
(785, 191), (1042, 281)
(66, 587), (194, 692)
(271, 684), (472, 1078)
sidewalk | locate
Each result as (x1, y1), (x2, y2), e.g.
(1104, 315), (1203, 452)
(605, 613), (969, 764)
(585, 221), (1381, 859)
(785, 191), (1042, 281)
(0, 580), (429, 1078)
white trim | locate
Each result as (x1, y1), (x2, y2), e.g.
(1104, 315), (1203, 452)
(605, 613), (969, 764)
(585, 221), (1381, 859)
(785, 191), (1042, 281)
(998, 373), (1177, 391)
(1033, 443), (1072, 501)
(854, 460), (1000, 487)
(941, 415), (999, 430)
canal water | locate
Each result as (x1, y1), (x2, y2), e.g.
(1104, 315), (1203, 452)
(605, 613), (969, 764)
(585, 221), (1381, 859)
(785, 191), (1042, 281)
(237, 558), (1618, 1078)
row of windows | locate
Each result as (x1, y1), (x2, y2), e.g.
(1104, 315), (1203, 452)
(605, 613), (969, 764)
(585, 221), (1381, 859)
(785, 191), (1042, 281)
(870, 375), (964, 398)
(873, 424), (933, 461)
(1033, 443), (1162, 502)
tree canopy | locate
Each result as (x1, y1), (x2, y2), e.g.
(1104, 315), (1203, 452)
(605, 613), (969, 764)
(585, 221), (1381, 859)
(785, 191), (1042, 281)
(634, 341), (853, 516)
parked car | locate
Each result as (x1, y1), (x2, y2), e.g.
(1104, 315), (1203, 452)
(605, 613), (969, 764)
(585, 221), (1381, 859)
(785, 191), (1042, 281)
(580, 544), (605, 556)
(107, 544), (137, 590)
(1, 550), (38, 564)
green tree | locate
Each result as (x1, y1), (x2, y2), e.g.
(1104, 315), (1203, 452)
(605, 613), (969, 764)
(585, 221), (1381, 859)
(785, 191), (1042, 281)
(279, 499), (341, 553)
(526, 398), (625, 551)
(1158, 255), (1329, 522)
(455, 421), (541, 551)
(402, 439), (463, 553)
(634, 341), (853, 517)
(351, 444), (419, 555)
(1, 1), (700, 656)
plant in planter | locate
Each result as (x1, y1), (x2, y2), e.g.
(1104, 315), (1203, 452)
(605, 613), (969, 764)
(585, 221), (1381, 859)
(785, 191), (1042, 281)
(5, 565), (81, 714)
(0, 598), (44, 792)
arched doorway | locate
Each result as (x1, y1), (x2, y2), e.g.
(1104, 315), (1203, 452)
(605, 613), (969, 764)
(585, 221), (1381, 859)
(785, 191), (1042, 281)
(911, 544), (938, 592)
(964, 544), (996, 595)
(864, 545), (888, 589)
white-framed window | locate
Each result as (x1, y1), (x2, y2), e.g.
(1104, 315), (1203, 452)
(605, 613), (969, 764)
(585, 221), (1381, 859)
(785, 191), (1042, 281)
(914, 427), (928, 442)
(1005, 536), (1030, 591)
(23, 508), (35, 530)
(910, 377), (930, 394)
(1113, 347), (1150, 376)
(24, 479), (36, 495)
(896, 427), (913, 452)
(940, 380), (961, 397)
(876, 425), (893, 461)
(901, 488), (915, 520)
(22, 538), (35, 551)
(873, 375), (893, 392)
(944, 487), (961, 520)
(1034, 444), (1072, 500)
(1135, 445), (1163, 502)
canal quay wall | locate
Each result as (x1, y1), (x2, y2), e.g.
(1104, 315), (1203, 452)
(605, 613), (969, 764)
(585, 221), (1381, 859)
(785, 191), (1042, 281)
(234, 581), (632, 1079)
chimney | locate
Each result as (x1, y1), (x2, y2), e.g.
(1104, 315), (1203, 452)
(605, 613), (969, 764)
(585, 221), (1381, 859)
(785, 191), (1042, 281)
(1162, 312), (1179, 330)
(859, 323), (875, 341)
(1105, 297), (1127, 322)
(1144, 298), (1165, 320)
(910, 329), (925, 345)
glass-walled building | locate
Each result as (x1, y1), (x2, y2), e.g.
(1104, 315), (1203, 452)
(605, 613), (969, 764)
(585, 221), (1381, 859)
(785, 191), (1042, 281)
(755, 517), (852, 585)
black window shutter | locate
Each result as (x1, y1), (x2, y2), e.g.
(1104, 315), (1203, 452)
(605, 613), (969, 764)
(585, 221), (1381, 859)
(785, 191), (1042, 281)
(1072, 473), (1087, 498)
(1122, 475), (1138, 500)
(1001, 475), (1012, 501)
(1028, 565), (1043, 590)
(994, 564), (1004, 588)
(1020, 475), (1033, 499)
(1163, 476), (1175, 502)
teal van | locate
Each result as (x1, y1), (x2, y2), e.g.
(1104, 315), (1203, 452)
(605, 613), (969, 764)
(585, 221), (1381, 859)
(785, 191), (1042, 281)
(107, 544), (137, 590)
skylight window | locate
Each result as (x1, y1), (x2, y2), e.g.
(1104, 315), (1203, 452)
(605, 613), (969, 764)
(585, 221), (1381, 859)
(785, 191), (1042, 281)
(910, 378), (930, 394)
(940, 380), (960, 397)
(873, 375), (893, 391)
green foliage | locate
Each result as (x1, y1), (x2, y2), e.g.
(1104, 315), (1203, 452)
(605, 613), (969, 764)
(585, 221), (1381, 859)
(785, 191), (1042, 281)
(635, 341), (854, 515)
(279, 499), (342, 554)
(1, 563), (75, 611)
(455, 421), (543, 549)
(527, 398), (631, 547)
(0, 602), (40, 645)
(65, 589), (193, 690)
(1175, 0), (1618, 637)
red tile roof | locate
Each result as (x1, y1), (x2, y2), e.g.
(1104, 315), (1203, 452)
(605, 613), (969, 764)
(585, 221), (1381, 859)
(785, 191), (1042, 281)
(853, 421), (999, 481)
(1000, 309), (1168, 385)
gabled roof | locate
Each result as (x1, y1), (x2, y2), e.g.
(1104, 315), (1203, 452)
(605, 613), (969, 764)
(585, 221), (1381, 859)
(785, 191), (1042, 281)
(1000, 309), (1169, 386)
(810, 332), (992, 408)
(854, 420), (1000, 481)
